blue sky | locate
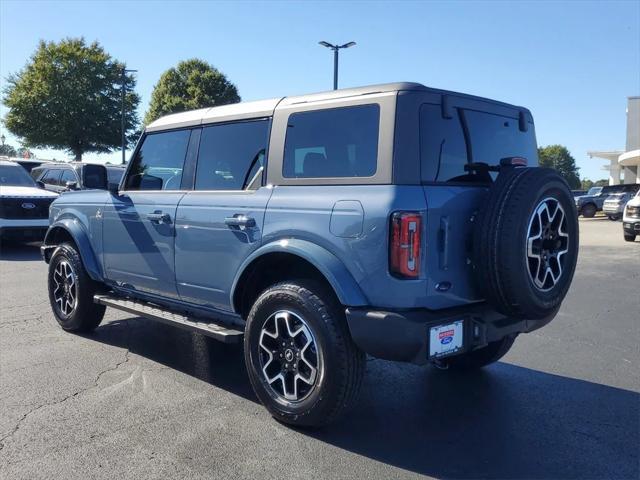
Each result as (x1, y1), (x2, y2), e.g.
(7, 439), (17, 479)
(1, 0), (638, 180)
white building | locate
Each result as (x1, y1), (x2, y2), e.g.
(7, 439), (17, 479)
(588, 96), (640, 185)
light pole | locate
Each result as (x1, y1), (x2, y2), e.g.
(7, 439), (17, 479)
(121, 67), (137, 165)
(318, 41), (356, 90)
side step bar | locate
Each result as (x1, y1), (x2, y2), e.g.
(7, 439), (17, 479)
(94, 294), (243, 343)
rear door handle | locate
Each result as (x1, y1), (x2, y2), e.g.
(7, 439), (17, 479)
(147, 211), (171, 224)
(224, 215), (256, 228)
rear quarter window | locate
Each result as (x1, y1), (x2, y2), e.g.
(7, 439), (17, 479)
(283, 104), (379, 178)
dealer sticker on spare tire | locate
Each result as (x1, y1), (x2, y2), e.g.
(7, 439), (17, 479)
(429, 320), (464, 358)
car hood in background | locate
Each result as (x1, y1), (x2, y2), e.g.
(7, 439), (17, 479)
(0, 186), (59, 198)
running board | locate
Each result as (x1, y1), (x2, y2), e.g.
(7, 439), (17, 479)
(93, 294), (243, 343)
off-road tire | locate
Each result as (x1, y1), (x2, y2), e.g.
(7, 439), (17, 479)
(48, 243), (105, 332)
(473, 167), (579, 319)
(440, 334), (517, 370)
(581, 203), (596, 218)
(624, 234), (636, 242)
(244, 280), (365, 427)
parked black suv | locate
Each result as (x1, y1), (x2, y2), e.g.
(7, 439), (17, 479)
(31, 162), (109, 193)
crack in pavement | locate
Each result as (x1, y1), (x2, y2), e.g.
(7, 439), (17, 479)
(0, 320), (131, 453)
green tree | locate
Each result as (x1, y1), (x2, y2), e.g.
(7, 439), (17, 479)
(537, 145), (581, 189)
(144, 59), (240, 124)
(3, 38), (140, 161)
(594, 179), (609, 187)
(581, 178), (594, 190)
(0, 143), (17, 156)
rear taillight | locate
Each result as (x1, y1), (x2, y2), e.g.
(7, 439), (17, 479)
(390, 212), (422, 279)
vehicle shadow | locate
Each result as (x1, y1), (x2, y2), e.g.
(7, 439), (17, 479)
(0, 241), (42, 261)
(88, 317), (639, 480)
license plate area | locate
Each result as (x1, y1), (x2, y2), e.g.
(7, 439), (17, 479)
(429, 319), (465, 359)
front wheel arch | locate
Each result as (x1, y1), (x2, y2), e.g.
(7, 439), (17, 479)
(44, 223), (103, 282)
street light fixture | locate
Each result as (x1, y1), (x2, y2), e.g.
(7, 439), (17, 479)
(121, 67), (137, 165)
(318, 41), (356, 90)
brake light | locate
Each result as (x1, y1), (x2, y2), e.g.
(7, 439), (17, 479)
(390, 212), (422, 279)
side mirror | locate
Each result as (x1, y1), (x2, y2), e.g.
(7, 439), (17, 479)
(108, 182), (120, 195)
(65, 180), (78, 190)
(36, 180), (45, 189)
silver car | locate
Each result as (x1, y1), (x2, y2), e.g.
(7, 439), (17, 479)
(603, 192), (633, 220)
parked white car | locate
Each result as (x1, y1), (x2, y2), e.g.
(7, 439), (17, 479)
(0, 160), (58, 242)
(622, 189), (640, 242)
(603, 192), (634, 221)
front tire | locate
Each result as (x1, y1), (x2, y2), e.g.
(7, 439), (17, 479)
(624, 233), (636, 242)
(607, 214), (621, 221)
(244, 280), (365, 427)
(581, 203), (596, 218)
(47, 243), (105, 332)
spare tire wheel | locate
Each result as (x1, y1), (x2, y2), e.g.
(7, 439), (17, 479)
(473, 167), (579, 320)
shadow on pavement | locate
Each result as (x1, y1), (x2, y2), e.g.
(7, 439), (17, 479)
(88, 316), (639, 480)
(0, 241), (42, 261)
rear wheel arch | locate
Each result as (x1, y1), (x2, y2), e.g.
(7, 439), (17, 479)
(232, 243), (368, 319)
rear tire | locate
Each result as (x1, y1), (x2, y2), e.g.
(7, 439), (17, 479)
(624, 233), (636, 242)
(440, 334), (517, 370)
(47, 243), (105, 332)
(607, 214), (621, 221)
(244, 280), (365, 427)
(581, 204), (596, 218)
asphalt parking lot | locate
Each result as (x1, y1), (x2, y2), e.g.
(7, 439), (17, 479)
(0, 217), (638, 480)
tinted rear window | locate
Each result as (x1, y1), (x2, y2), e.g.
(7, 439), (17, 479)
(420, 104), (538, 183)
(464, 110), (538, 167)
(283, 104), (379, 178)
(420, 104), (468, 182)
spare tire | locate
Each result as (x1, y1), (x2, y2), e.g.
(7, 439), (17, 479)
(473, 167), (579, 319)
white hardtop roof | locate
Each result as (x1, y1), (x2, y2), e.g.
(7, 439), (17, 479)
(145, 82), (427, 133)
(145, 81), (528, 133)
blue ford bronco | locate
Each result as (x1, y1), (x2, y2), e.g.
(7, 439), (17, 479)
(42, 83), (579, 426)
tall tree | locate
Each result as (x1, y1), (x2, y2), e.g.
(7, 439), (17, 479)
(3, 38), (140, 161)
(144, 59), (240, 124)
(0, 143), (17, 157)
(538, 145), (581, 189)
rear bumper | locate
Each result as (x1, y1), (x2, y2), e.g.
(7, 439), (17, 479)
(345, 303), (557, 365)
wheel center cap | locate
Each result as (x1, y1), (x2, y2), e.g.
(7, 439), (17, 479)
(284, 349), (294, 362)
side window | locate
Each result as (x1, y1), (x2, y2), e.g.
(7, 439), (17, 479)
(195, 120), (269, 191)
(283, 104), (379, 178)
(60, 169), (78, 185)
(420, 104), (468, 182)
(464, 110), (538, 167)
(41, 169), (62, 186)
(125, 130), (191, 191)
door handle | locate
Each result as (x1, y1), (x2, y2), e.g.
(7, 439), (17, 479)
(147, 211), (171, 224)
(224, 215), (256, 228)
